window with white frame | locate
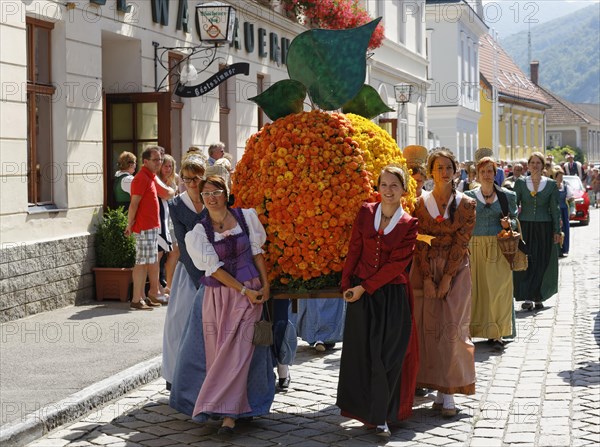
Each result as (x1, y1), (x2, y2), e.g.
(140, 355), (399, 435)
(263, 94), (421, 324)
(514, 119), (519, 148)
(26, 17), (56, 206)
(522, 118), (528, 148)
(530, 120), (535, 147)
(548, 132), (562, 148)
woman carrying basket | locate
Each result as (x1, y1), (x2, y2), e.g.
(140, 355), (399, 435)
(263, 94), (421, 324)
(465, 154), (518, 352)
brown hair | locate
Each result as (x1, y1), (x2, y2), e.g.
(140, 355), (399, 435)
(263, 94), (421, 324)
(476, 156), (497, 174)
(408, 163), (427, 178)
(528, 151), (545, 166)
(199, 175), (228, 205)
(378, 164), (408, 190)
(142, 145), (163, 161)
(427, 148), (458, 176)
(427, 148), (459, 223)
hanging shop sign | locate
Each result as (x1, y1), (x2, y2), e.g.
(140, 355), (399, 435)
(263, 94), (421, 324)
(175, 62), (250, 98)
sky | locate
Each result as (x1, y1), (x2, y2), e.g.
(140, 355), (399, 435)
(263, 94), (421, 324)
(481, 0), (598, 39)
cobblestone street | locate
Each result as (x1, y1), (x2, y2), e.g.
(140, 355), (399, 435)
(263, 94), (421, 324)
(27, 217), (600, 447)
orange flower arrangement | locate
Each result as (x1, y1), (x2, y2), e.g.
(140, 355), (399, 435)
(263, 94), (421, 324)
(233, 110), (376, 287)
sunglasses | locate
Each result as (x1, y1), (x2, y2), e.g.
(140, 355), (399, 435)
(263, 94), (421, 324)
(181, 176), (202, 184)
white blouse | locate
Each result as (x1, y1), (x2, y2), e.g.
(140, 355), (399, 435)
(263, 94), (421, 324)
(374, 203), (405, 235)
(525, 176), (548, 193)
(185, 208), (266, 277)
(422, 190), (464, 220)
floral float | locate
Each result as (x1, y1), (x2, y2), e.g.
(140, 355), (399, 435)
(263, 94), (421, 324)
(232, 20), (416, 290)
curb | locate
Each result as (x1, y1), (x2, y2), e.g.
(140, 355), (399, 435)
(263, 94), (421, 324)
(0, 356), (162, 447)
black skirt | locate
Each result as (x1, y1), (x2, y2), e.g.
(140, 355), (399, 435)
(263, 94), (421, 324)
(513, 220), (558, 302)
(336, 281), (412, 425)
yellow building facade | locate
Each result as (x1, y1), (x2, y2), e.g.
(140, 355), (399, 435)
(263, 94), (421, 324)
(479, 37), (549, 162)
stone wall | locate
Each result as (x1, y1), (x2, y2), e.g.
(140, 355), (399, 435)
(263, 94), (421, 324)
(0, 235), (95, 323)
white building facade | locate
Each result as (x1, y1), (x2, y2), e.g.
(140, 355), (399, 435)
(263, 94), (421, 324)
(0, 0), (427, 321)
(425, 0), (487, 160)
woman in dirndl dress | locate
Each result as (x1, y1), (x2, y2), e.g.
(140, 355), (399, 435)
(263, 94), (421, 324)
(513, 152), (561, 311)
(170, 175), (275, 436)
(337, 165), (418, 438)
(410, 149), (477, 418)
(465, 156), (517, 352)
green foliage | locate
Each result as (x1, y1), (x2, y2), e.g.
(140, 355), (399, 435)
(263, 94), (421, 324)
(502, 4), (599, 103)
(94, 207), (136, 268)
(342, 84), (394, 119)
(249, 80), (307, 121)
(250, 19), (390, 120)
(547, 145), (586, 164)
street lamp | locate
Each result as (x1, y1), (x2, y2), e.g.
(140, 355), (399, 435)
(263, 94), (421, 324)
(153, 2), (236, 92)
(394, 83), (413, 105)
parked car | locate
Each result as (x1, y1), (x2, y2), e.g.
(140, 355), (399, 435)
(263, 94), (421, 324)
(563, 175), (590, 226)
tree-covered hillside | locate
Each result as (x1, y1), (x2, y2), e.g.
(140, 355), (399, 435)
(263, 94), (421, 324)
(501, 3), (600, 103)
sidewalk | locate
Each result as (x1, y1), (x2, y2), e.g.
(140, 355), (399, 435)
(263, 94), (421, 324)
(0, 302), (167, 445)
(2, 210), (599, 446)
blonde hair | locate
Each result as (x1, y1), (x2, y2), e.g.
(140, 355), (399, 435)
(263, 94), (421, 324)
(180, 156), (206, 177)
(117, 151), (136, 170)
(160, 154), (177, 188)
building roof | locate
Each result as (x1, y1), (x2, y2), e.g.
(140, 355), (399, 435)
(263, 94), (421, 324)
(575, 103), (600, 121)
(479, 36), (550, 109)
(538, 87), (600, 126)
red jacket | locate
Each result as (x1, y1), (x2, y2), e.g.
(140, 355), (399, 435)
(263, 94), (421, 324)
(341, 202), (418, 295)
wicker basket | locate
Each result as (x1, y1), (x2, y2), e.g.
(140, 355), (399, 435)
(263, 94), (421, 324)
(497, 229), (521, 264)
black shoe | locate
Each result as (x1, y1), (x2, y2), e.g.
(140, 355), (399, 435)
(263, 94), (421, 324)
(217, 426), (235, 436)
(237, 416), (253, 423)
(415, 387), (427, 397)
(521, 301), (533, 311)
(166, 381), (171, 391)
(492, 340), (505, 352)
(534, 302), (544, 310)
(324, 343), (336, 350)
(278, 376), (291, 390)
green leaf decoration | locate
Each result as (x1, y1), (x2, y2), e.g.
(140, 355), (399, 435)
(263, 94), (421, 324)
(342, 84), (394, 119)
(287, 18), (381, 111)
(249, 80), (307, 121)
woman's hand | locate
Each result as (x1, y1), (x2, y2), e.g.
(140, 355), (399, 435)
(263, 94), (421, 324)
(500, 216), (510, 229)
(343, 285), (365, 303)
(423, 278), (437, 299)
(437, 274), (452, 299)
(553, 233), (563, 244)
(258, 285), (270, 303)
(245, 288), (265, 305)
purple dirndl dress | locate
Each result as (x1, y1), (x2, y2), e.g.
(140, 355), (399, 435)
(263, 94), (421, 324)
(170, 208), (275, 421)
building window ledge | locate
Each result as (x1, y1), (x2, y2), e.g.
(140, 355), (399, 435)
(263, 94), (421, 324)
(27, 204), (67, 215)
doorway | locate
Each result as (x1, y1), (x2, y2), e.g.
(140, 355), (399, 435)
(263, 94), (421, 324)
(104, 92), (172, 208)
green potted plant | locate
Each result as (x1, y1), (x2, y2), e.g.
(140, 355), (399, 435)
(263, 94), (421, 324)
(92, 207), (136, 301)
